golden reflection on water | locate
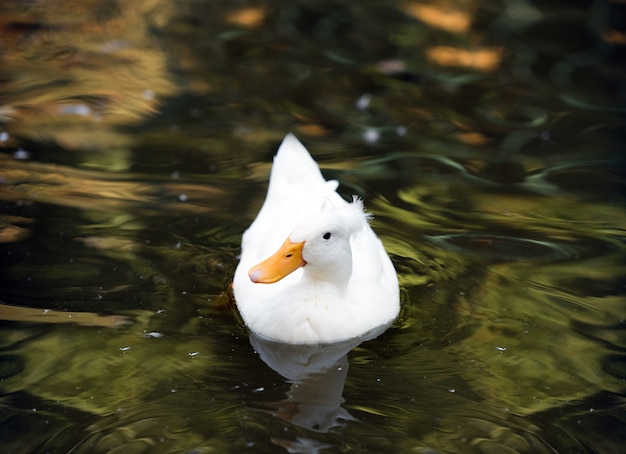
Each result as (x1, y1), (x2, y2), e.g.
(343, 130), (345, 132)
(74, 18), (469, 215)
(0, 153), (226, 216)
(226, 6), (268, 28)
(401, 3), (472, 34)
(425, 46), (503, 71)
(0, 0), (178, 162)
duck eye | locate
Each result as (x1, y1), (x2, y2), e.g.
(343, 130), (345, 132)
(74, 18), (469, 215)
(323, 232), (331, 240)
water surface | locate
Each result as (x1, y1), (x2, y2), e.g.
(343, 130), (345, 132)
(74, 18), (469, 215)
(1, 1), (625, 452)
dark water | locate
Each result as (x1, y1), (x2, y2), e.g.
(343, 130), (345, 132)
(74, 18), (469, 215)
(1, 0), (625, 452)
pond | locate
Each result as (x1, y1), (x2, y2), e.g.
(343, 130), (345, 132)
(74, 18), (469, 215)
(1, 0), (625, 452)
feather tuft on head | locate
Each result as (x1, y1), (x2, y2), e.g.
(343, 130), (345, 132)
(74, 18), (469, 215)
(335, 195), (367, 234)
(351, 195), (373, 221)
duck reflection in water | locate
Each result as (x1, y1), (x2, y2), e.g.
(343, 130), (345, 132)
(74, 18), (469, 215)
(248, 323), (390, 434)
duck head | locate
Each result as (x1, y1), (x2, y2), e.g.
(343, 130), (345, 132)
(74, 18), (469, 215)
(248, 199), (366, 285)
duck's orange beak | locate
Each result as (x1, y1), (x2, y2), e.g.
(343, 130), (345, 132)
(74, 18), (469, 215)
(248, 238), (306, 284)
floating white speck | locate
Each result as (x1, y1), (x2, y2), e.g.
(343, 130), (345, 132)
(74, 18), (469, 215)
(42, 309), (50, 314)
(396, 125), (407, 136)
(356, 93), (372, 110)
(13, 148), (29, 160)
(495, 346), (507, 351)
(0, 131), (8, 141)
(60, 104), (91, 116)
(178, 193), (188, 202)
(188, 351), (199, 357)
(363, 128), (380, 144)
(120, 346), (131, 351)
(144, 331), (163, 338)
(252, 387), (264, 393)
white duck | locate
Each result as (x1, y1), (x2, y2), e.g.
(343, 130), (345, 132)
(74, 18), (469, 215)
(233, 134), (400, 344)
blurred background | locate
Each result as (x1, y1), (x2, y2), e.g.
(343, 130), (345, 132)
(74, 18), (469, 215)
(0, 0), (624, 452)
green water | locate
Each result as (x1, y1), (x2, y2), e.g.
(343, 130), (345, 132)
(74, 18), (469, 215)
(0, 0), (624, 452)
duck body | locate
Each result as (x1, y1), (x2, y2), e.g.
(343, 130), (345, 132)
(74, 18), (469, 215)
(233, 134), (399, 344)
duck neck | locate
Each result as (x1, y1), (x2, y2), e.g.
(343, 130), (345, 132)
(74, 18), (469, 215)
(301, 262), (352, 297)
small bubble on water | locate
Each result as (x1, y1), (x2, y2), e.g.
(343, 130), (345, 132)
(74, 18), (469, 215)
(356, 93), (371, 110)
(363, 128), (380, 144)
(13, 148), (30, 160)
(178, 193), (188, 202)
(60, 104), (91, 116)
(119, 346), (131, 351)
(0, 131), (8, 141)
